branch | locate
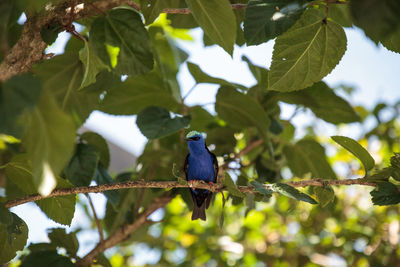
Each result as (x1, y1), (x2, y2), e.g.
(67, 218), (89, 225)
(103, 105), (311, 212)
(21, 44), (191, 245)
(76, 193), (172, 266)
(86, 193), (104, 243)
(4, 178), (376, 209)
(162, 3), (246, 14)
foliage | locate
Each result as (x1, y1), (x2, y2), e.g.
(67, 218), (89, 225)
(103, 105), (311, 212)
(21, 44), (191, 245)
(0, 0), (400, 265)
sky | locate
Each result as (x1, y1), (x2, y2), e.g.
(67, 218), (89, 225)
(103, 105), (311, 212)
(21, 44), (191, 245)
(9, 19), (400, 263)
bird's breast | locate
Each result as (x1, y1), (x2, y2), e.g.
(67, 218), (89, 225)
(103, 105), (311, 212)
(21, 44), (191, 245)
(187, 154), (214, 182)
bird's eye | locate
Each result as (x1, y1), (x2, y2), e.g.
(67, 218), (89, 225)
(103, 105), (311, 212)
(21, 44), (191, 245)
(193, 136), (200, 141)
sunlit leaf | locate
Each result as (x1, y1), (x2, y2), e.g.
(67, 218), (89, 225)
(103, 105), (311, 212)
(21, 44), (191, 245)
(331, 136), (375, 173)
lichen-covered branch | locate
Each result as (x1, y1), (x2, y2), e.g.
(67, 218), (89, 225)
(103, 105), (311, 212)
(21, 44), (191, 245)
(4, 178), (376, 209)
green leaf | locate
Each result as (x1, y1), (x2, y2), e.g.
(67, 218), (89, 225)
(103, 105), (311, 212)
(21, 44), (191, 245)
(94, 164), (119, 206)
(331, 136), (375, 173)
(381, 28), (400, 54)
(185, 0), (236, 55)
(100, 70), (180, 115)
(35, 178), (76, 226)
(268, 8), (347, 92)
(90, 7), (154, 76)
(79, 39), (110, 89)
(244, 0), (306, 45)
(65, 143), (99, 187)
(23, 92), (76, 196)
(313, 186), (335, 207)
(19, 250), (74, 267)
(223, 173), (245, 198)
(33, 53), (102, 125)
(241, 56), (269, 88)
(250, 180), (273, 197)
(149, 26), (187, 102)
(370, 182), (400, 206)
(0, 204), (13, 225)
(137, 106), (190, 139)
(48, 228), (79, 257)
(96, 253), (112, 267)
(6, 155), (76, 226)
(390, 153), (400, 181)
(215, 86), (270, 135)
(0, 212), (28, 264)
(80, 132), (110, 168)
(273, 183), (317, 204)
(40, 21), (63, 45)
(187, 62), (247, 90)
(0, 74), (41, 136)
(141, 0), (180, 25)
(283, 139), (336, 179)
(350, 0), (400, 44)
(278, 81), (360, 124)
(328, 3), (352, 28)
(187, 106), (215, 132)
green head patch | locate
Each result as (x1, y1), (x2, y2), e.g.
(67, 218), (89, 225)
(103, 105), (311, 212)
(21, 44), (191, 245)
(186, 131), (202, 139)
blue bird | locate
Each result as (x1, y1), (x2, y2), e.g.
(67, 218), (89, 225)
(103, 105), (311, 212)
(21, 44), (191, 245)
(184, 131), (218, 221)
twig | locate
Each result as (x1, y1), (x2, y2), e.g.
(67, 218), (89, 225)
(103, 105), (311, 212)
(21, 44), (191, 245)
(85, 193), (104, 243)
(221, 139), (264, 170)
(163, 3), (246, 14)
(76, 194), (172, 266)
(4, 178), (377, 209)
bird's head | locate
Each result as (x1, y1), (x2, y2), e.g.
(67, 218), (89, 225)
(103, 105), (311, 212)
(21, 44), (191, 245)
(185, 131), (206, 154)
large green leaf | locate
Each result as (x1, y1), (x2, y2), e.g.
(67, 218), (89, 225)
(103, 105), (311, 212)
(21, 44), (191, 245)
(90, 7), (154, 76)
(6, 155), (76, 226)
(0, 74), (41, 136)
(33, 53), (103, 125)
(215, 86), (270, 134)
(79, 39), (110, 89)
(80, 132), (110, 168)
(370, 182), (400, 206)
(273, 183), (317, 204)
(250, 180), (273, 198)
(187, 105), (215, 132)
(283, 139), (336, 179)
(331, 136), (375, 173)
(22, 92), (75, 196)
(64, 143), (99, 187)
(0, 212), (28, 264)
(100, 71), (180, 115)
(268, 8), (347, 92)
(149, 26), (187, 102)
(48, 228), (79, 257)
(137, 106), (190, 139)
(278, 81), (360, 124)
(187, 62), (247, 90)
(244, 0), (306, 45)
(350, 0), (400, 44)
(19, 250), (74, 267)
(185, 0), (236, 55)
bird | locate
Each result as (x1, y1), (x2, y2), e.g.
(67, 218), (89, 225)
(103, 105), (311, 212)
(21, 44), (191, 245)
(184, 131), (218, 221)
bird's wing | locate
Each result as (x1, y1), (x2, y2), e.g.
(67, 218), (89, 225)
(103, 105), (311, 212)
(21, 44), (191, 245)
(205, 145), (218, 183)
(183, 153), (189, 181)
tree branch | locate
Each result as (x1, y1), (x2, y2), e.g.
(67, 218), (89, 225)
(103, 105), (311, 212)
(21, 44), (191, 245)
(86, 193), (104, 243)
(4, 178), (377, 209)
(76, 193), (172, 267)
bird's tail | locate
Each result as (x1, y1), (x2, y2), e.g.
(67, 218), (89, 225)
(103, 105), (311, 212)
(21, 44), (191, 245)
(191, 201), (206, 221)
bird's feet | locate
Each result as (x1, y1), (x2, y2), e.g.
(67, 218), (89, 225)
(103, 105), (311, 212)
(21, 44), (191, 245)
(209, 182), (215, 192)
(188, 180), (196, 190)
